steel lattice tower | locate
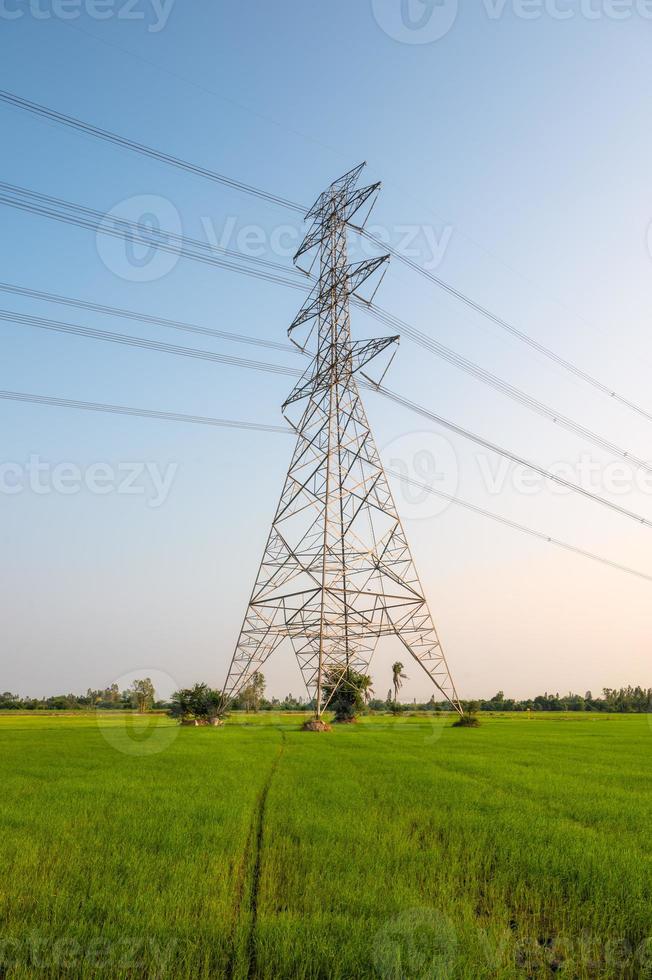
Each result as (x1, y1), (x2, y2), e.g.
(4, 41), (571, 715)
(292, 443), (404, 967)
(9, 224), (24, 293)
(223, 165), (462, 718)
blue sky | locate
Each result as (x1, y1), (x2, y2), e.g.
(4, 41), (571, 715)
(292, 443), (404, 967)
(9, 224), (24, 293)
(1, 0), (652, 700)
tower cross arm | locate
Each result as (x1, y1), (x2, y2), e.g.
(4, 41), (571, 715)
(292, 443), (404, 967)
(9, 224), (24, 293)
(294, 164), (381, 265)
(289, 255), (390, 338)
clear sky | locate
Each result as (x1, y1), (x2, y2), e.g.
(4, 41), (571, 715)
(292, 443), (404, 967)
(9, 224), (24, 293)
(1, 0), (651, 702)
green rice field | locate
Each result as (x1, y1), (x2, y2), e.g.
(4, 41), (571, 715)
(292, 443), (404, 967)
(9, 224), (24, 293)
(1, 712), (651, 978)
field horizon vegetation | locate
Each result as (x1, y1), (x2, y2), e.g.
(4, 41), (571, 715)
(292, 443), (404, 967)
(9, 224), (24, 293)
(2, 683), (651, 714)
(1, 710), (651, 978)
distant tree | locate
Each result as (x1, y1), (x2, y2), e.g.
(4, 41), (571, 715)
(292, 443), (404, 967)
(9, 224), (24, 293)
(368, 698), (386, 711)
(104, 683), (120, 704)
(47, 694), (78, 711)
(169, 683), (225, 723)
(251, 672), (265, 712)
(391, 662), (407, 703)
(237, 673), (266, 712)
(85, 689), (104, 709)
(0, 692), (20, 710)
(322, 667), (371, 722)
(129, 678), (155, 714)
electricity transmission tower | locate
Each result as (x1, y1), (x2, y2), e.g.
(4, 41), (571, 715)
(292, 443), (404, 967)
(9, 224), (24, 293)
(222, 165), (463, 718)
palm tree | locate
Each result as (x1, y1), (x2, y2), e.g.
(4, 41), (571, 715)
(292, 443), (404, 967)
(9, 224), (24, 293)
(361, 676), (374, 706)
(392, 662), (407, 703)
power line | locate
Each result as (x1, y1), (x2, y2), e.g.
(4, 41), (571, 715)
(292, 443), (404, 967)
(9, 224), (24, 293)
(2, 386), (650, 584)
(362, 302), (652, 476)
(0, 280), (295, 354)
(5, 179), (652, 520)
(0, 309), (301, 379)
(0, 389), (290, 432)
(5, 179), (652, 491)
(6, 177), (651, 480)
(0, 188), (304, 290)
(0, 89), (305, 213)
(5, 175), (651, 483)
(2, 180), (305, 279)
(377, 385), (652, 530)
(357, 227), (652, 427)
(389, 472), (652, 585)
(4, 86), (650, 431)
(5, 177), (650, 479)
(5, 303), (652, 531)
(17, 272), (652, 483)
(0, 181), (307, 289)
(0, 191), (304, 293)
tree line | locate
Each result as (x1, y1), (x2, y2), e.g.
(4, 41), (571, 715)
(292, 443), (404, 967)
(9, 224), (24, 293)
(1, 681), (650, 714)
(0, 679), (158, 712)
(460, 687), (652, 714)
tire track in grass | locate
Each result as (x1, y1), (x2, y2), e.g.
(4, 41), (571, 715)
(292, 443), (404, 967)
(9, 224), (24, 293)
(227, 806), (257, 978)
(228, 727), (286, 979)
(247, 728), (286, 978)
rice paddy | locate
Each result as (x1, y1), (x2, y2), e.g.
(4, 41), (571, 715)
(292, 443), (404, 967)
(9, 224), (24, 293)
(1, 712), (650, 978)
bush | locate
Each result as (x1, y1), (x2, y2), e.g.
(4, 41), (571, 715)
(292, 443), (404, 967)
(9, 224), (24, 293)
(169, 683), (225, 724)
(330, 698), (359, 723)
(453, 713), (480, 728)
(322, 667), (371, 723)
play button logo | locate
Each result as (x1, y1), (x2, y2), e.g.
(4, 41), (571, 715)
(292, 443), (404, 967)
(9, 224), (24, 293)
(372, 0), (459, 44)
